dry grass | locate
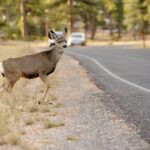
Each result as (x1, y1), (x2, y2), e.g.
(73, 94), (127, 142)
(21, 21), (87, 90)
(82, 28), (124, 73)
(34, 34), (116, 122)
(28, 106), (38, 113)
(9, 133), (21, 145)
(50, 111), (60, 116)
(43, 120), (65, 129)
(0, 109), (8, 136)
(0, 134), (38, 150)
(0, 137), (7, 145)
(0, 133), (37, 150)
(0, 133), (21, 145)
(39, 105), (50, 113)
(25, 118), (34, 126)
(66, 135), (80, 141)
(50, 94), (58, 101)
(20, 142), (38, 150)
(0, 42), (33, 61)
(0, 41), (60, 148)
(20, 130), (26, 135)
(54, 102), (64, 108)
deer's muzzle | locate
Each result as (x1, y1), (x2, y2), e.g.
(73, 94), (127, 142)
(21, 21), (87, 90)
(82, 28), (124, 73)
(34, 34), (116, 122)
(63, 45), (67, 48)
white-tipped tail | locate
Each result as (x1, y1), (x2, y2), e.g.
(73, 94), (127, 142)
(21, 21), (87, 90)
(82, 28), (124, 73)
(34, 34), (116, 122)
(0, 62), (4, 74)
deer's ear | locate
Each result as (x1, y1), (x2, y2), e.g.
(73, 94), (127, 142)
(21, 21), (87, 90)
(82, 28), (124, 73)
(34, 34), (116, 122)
(62, 27), (67, 37)
(48, 29), (58, 40)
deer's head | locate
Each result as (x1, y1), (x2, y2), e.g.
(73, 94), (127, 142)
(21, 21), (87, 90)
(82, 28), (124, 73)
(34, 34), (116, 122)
(48, 27), (67, 48)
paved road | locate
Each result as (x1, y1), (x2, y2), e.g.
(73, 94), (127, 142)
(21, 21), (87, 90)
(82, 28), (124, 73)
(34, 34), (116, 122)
(66, 45), (150, 143)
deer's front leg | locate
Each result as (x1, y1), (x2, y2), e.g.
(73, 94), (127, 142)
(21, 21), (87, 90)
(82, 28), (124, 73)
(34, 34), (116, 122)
(39, 74), (51, 104)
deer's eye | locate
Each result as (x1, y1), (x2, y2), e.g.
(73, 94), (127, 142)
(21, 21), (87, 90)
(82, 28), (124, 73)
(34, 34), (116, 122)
(50, 43), (55, 47)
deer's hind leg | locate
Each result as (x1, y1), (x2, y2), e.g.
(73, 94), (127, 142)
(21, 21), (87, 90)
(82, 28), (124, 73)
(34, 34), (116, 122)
(4, 76), (20, 107)
(39, 74), (51, 104)
(0, 81), (6, 91)
(0, 77), (9, 98)
(0, 82), (7, 109)
(0, 78), (16, 108)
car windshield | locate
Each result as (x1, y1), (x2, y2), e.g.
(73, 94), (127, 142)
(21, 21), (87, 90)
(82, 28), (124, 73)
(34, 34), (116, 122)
(55, 31), (63, 37)
(72, 34), (83, 38)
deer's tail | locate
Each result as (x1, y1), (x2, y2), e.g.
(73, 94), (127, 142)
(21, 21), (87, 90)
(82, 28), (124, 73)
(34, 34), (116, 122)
(0, 62), (4, 77)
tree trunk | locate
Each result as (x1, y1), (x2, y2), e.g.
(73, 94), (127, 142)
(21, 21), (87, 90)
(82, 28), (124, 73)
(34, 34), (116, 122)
(67, 0), (73, 34)
(117, 24), (121, 39)
(133, 31), (137, 40)
(20, 0), (28, 38)
(90, 19), (97, 40)
(45, 17), (49, 37)
(141, 24), (146, 48)
(109, 12), (113, 39)
(5, 5), (11, 24)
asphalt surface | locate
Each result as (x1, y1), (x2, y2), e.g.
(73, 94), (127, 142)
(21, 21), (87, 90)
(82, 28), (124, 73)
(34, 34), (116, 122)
(66, 45), (150, 143)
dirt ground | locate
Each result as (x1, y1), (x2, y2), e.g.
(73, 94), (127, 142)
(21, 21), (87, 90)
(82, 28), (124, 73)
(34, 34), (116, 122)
(0, 54), (150, 150)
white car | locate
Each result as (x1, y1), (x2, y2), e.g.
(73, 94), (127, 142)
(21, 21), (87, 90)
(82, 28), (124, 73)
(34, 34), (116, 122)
(55, 31), (63, 37)
(68, 32), (86, 46)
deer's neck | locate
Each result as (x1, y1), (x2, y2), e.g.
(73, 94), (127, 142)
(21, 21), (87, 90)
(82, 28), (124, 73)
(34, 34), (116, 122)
(54, 47), (64, 61)
(56, 46), (64, 53)
(45, 47), (63, 64)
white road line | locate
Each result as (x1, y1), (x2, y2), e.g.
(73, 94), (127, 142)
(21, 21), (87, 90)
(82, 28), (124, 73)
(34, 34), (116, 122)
(68, 51), (150, 94)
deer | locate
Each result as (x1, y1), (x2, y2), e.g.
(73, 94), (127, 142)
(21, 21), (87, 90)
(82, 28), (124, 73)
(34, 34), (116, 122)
(0, 27), (67, 106)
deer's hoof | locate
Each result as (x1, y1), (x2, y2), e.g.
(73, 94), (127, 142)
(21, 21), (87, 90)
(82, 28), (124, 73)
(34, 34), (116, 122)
(38, 101), (41, 105)
(38, 101), (53, 105)
(48, 102), (53, 105)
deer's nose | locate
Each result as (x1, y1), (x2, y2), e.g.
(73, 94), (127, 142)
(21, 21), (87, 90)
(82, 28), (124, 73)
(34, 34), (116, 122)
(63, 45), (67, 48)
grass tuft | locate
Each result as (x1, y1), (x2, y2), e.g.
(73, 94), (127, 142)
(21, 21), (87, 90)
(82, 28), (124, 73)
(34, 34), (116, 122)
(28, 106), (38, 113)
(25, 118), (34, 126)
(39, 105), (50, 113)
(0, 137), (6, 145)
(66, 135), (80, 141)
(50, 95), (58, 101)
(9, 133), (21, 145)
(0, 109), (7, 136)
(54, 103), (64, 108)
(50, 111), (59, 116)
(20, 141), (38, 150)
(20, 130), (26, 135)
(44, 120), (65, 129)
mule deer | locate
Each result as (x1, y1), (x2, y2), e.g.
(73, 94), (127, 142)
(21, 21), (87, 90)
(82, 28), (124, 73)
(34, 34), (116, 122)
(0, 27), (67, 105)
